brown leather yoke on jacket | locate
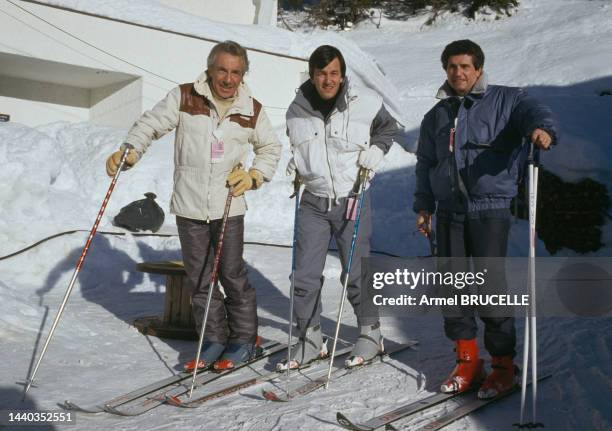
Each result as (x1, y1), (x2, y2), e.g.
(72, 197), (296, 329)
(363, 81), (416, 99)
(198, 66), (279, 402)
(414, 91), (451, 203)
(179, 83), (262, 128)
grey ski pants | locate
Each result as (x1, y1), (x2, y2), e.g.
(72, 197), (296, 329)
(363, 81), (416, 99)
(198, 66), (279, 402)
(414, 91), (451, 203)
(176, 215), (257, 345)
(293, 190), (379, 332)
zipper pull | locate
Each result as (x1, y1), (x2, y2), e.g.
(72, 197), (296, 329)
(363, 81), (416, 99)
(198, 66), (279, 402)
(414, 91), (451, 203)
(449, 117), (458, 153)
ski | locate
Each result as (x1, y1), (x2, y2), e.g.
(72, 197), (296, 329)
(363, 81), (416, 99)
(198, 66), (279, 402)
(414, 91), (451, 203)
(336, 390), (470, 431)
(263, 341), (418, 403)
(166, 343), (356, 408)
(103, 340), (289, 416)
(385, 374), (553, 431)
(62, 340), (284, 414)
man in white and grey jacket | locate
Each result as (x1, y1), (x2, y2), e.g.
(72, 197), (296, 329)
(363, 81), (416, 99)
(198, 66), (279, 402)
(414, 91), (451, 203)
(278, 45), (398, 370)
(106, 41), (281, 371)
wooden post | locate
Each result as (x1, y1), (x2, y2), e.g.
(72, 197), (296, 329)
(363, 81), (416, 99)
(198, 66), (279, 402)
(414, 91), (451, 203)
(133, 261), (198, 340)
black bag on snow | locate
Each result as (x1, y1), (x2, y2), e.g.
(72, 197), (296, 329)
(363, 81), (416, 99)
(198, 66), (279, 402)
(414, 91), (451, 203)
(113, 192), (165, 232)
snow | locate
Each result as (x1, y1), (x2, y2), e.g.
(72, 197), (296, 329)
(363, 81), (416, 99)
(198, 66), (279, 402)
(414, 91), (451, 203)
(1, 0), (611, 430)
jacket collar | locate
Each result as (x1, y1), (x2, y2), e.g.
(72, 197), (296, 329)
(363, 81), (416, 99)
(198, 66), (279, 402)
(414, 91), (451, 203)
(193, 70), (255, 116)
(295, 77), (355, 115)
(435, 71), (488, 100)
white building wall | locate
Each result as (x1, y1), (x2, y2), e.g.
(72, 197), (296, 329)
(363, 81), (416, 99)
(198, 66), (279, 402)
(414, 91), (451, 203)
(0, 95), (88, 125)
(0, 1), (305, 128)
(90, 79), (143, 129)
(158, 0), (256, 25)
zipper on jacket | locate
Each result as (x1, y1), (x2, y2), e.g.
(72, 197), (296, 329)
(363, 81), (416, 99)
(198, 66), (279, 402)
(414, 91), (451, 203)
(448, 113), (458, 195)
(206, 107), (220, 221)
(323, 109), (341, 201)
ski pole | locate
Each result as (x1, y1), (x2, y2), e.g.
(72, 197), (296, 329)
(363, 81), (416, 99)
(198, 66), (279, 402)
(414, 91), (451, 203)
(530, 146), (540, 424)
(325, 168), (369, 390)
(285, 173), (301, 396)
(188, 164), (239, 398)
(24, 145), (133, 395)
(518, 142), (540, 426)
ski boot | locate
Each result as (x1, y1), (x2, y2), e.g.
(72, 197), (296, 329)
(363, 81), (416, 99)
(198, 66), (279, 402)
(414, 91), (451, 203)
(478, 355), (519, 399)
(440, 339), (485, 393)
(213, 336), (263, 371)
(183, 341), (226, 373)
(345, 322), (384, 368)
(276, 325), (328, 371)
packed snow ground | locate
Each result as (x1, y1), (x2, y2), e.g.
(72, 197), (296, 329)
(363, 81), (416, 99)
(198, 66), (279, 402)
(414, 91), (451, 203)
(1, 0), (612, 430)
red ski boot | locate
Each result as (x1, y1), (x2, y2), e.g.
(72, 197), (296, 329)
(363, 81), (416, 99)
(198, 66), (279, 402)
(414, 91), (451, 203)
(183, 341), (225, 373)
(213, 336), (262, 371)
(478, 356), (519, 399)
(440, 339), (485, 393)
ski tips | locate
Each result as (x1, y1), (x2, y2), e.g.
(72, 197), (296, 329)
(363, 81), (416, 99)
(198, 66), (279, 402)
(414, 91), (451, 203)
(336, 412), (375, 431)
(336, 412), (353, 427)
(262, 389), (278, 401)
(262, 389), (287, 402)
(164, 395), (182, 407)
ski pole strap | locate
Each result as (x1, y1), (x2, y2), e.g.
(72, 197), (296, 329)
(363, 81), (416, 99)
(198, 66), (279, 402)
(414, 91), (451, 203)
(225, 162), (244, 195)
(231, 162), (243, 175)
(428, 227), (437, 257)
(351, 167), (370, 195)
(528, 141), (541, 167)
(290, 173), (301, 199)
(358, 167), (369, 187)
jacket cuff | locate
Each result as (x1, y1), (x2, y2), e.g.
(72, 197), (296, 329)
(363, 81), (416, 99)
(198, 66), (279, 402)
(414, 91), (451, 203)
(120, 142), (142, 162)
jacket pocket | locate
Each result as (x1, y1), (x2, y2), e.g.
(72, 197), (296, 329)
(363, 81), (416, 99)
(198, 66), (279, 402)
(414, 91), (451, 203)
(172, 166), (204, 216)
(292, 137), (326, 180)
(336, 121), (370, 152)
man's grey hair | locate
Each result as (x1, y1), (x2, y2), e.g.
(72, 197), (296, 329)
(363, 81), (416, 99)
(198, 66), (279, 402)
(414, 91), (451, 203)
(207, 40), (249, 75)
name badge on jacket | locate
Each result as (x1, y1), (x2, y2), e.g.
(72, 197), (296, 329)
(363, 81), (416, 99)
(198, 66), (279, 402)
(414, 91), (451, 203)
(212, 129), (225, 163)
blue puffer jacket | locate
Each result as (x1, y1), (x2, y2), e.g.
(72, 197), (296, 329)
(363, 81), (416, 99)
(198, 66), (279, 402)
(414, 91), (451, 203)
(414, 74), (557, 214)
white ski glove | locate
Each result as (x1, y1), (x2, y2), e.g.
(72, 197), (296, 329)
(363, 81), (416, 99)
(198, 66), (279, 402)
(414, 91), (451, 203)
(286, 157), (297, 176)
(358, 146), (385, 172)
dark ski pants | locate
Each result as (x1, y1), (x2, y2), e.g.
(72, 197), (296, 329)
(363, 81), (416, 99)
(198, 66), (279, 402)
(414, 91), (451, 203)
(436, 212), (516, 357)
(177, 215), (257, 345)
(292, 190), (379, 333)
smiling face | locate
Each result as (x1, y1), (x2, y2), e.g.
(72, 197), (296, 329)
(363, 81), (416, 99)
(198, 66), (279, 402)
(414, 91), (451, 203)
(311, 57), (343, 100)
(445, 54), (483, 96)
(207, 52), (245, 99)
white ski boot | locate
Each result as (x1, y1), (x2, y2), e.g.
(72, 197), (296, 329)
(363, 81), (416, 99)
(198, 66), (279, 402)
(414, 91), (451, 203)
(345, 322), (384, 368)
(276, 325), (328, 371)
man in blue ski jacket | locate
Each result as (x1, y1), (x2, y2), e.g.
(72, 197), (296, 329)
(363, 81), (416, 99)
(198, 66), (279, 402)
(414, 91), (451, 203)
(413, 39), (557, 399)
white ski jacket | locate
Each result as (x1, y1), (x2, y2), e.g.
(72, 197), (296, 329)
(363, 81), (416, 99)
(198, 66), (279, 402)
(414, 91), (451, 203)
(286, 79), (396, 201)
(123, 72), (281, 221)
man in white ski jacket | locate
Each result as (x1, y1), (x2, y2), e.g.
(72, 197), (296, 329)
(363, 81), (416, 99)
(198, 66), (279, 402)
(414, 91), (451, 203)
(278, 45), (398, 370)
(106, 41), (281, 370)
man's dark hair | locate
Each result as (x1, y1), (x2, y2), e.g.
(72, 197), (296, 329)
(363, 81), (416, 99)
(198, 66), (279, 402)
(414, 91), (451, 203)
(441, 39), (485, 70)
(308, 45), (346, 78)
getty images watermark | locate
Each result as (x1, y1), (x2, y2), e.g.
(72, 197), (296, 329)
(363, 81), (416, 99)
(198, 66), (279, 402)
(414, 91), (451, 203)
(356, 257), (612, 319)
(371, 267), (529, 308)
